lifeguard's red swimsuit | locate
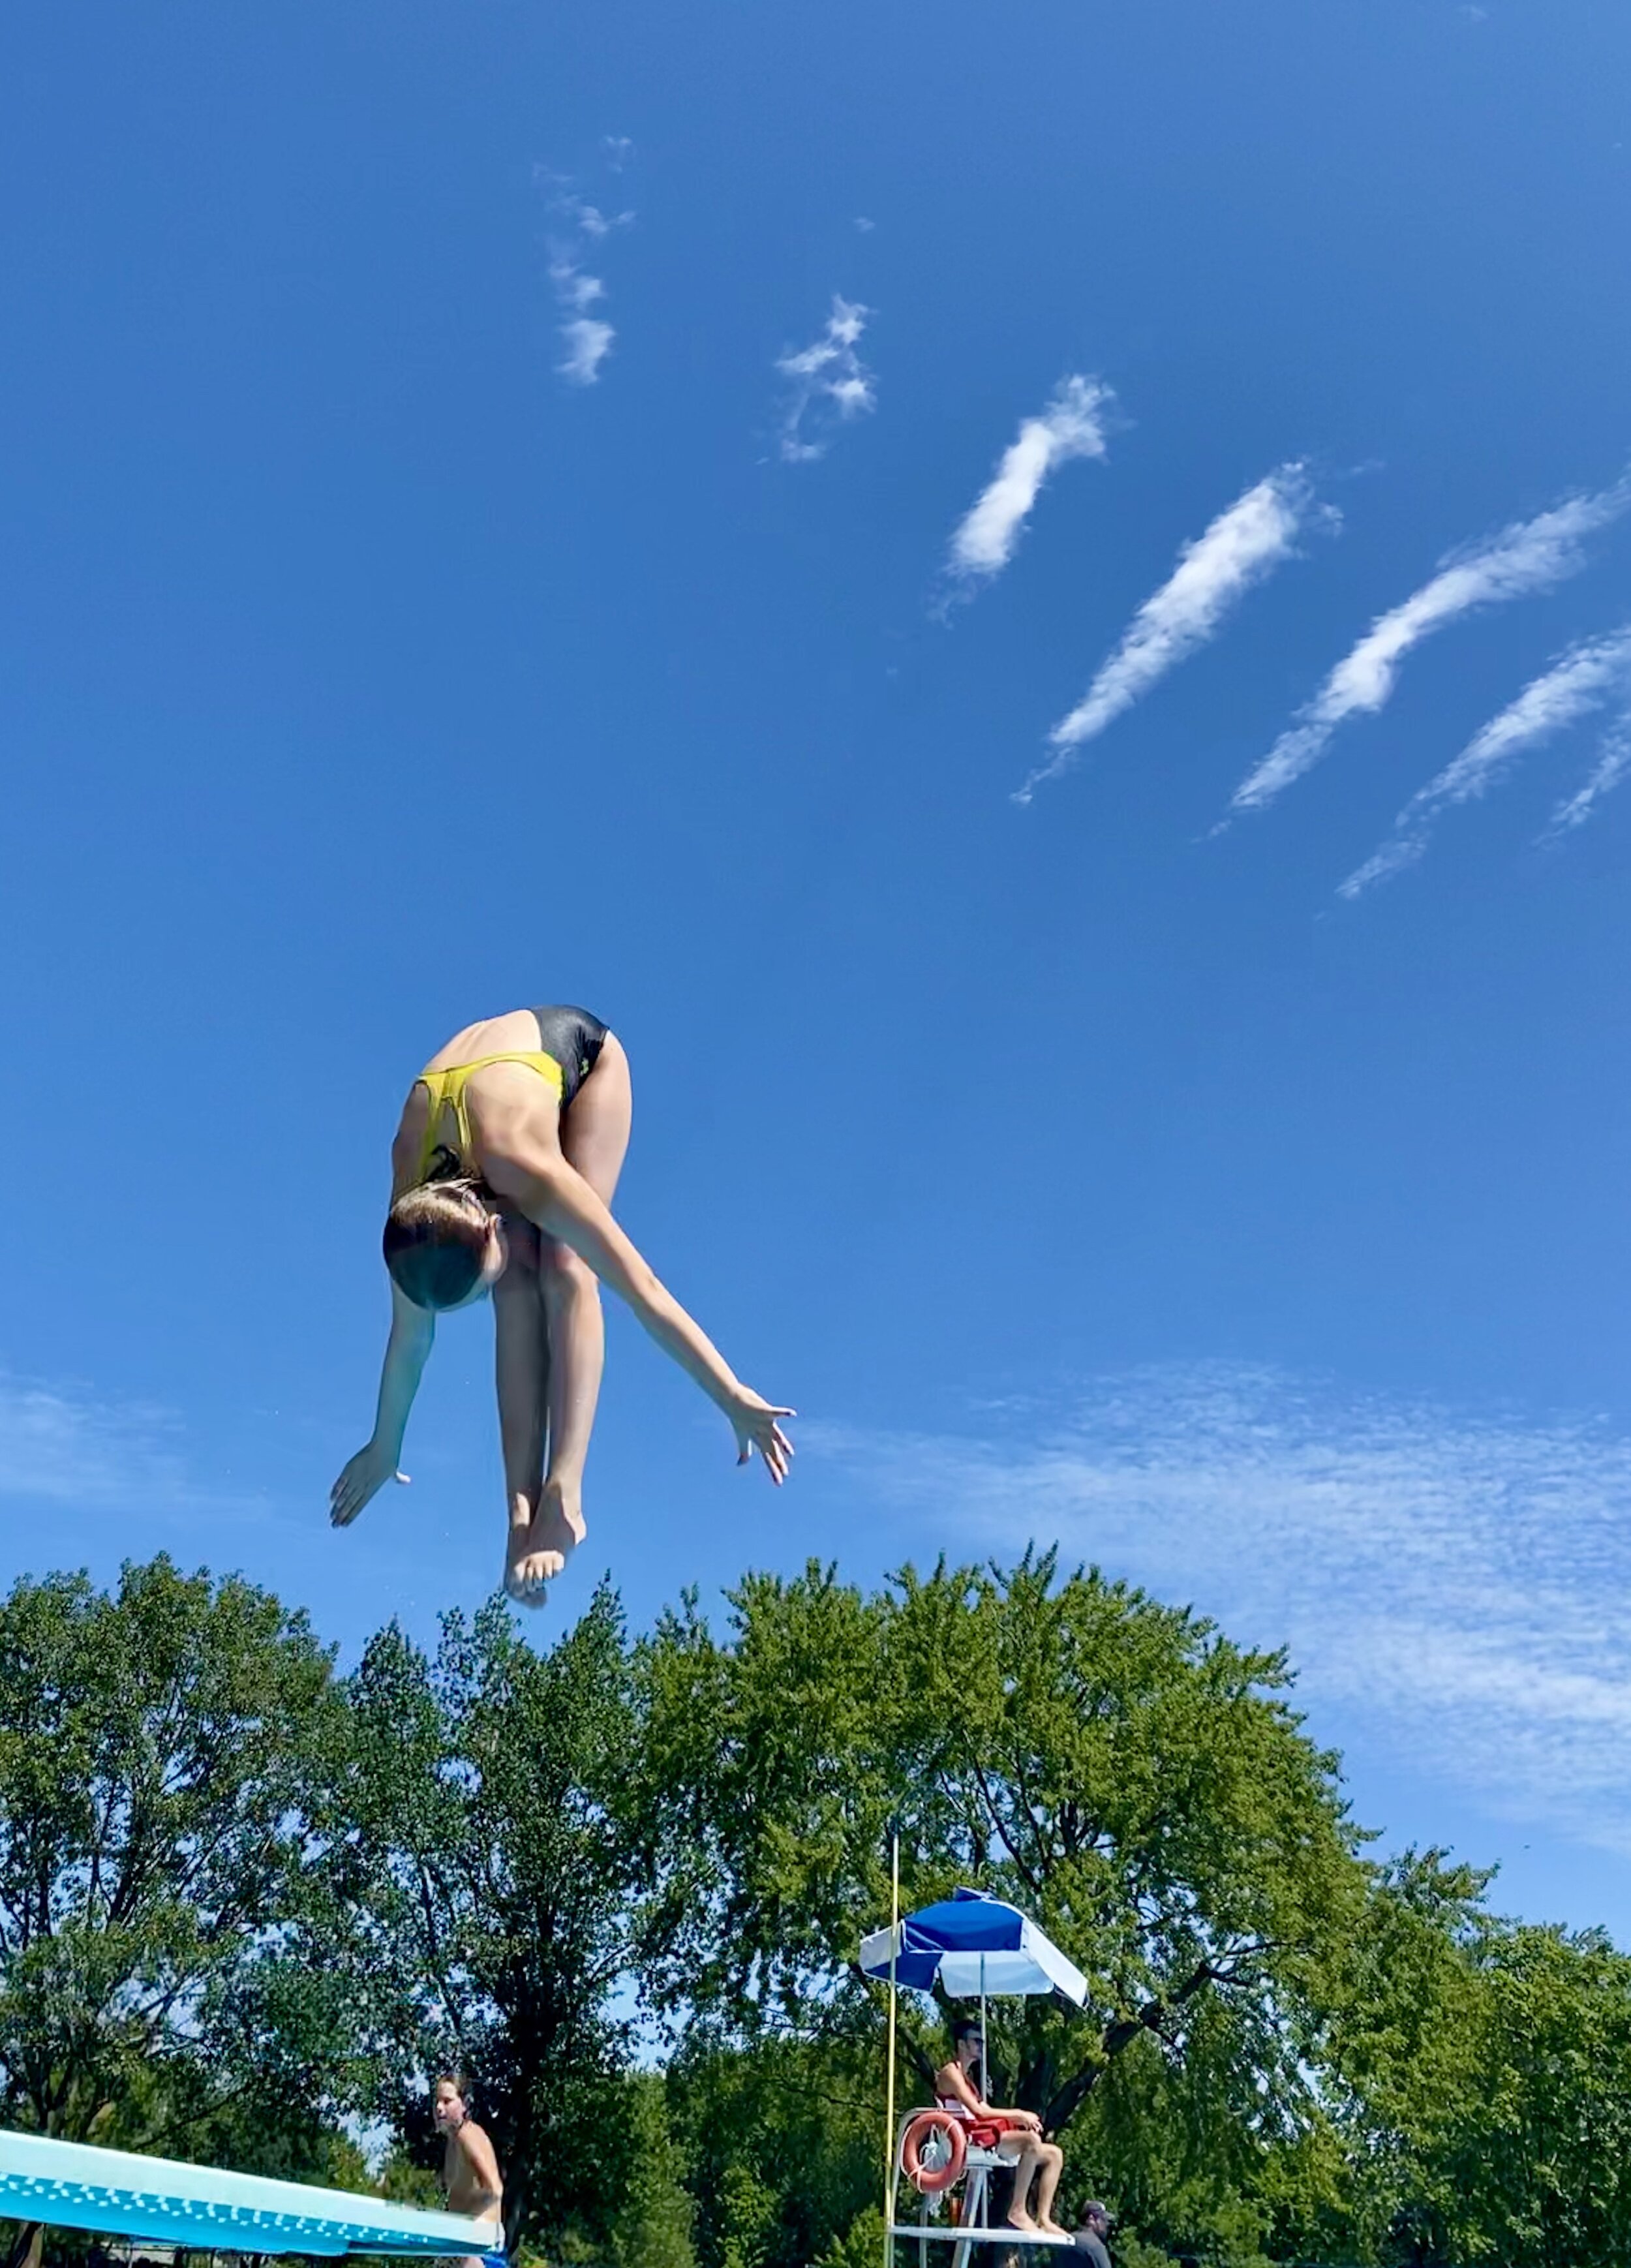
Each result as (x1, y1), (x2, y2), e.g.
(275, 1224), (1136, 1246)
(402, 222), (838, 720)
(937, 2091), (1026, 2153)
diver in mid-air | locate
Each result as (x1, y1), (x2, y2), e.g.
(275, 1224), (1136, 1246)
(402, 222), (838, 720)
(330, 1004), (793, 1604)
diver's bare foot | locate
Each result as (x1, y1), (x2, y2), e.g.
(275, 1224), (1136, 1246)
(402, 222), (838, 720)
(1005, 2214), (1041, 2238)
(1039, 2222), (1071, 2241)
(503, 1486), (585, 1608)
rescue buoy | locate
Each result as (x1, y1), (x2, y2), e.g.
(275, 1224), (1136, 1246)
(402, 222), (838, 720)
(902, 2109), (967, 2195)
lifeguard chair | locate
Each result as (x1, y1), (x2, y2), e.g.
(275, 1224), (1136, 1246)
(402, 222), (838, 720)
(859, 1886), (1086, 2268)
(892, 2104), (1018, 2268)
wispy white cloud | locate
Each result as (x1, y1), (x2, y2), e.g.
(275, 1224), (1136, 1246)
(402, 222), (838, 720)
(550, 264), (605, 313)
(540, 181), (633, 388)
(547, 256), (615, 386)
(1229, 481), (1631, 817)
(1339, 626), (1631, 895)
(1014, 465), (1321, 804)
(1546, 714), (1631, 838)
(807, 1363), (1631, 1862)
(775, 296), (876, 464)
(945, 376), (1114, 592)
(557, 318), (614, 387)
(0, 1369), (214, 1511)
(553, 192), (628, 241)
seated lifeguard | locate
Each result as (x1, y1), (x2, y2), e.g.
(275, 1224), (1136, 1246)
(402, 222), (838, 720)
(933, 2018), (1069, 2239)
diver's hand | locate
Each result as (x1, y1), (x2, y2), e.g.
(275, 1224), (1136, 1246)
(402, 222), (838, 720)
(729, 1390), (795, 1484)
(330, 1439), (410, 1527)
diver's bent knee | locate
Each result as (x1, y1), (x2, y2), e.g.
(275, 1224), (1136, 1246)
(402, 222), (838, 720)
(538, 1242), (598, 1303)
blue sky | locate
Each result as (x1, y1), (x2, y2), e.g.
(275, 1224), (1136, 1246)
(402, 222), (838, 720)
(6, 0), (1631, 1942)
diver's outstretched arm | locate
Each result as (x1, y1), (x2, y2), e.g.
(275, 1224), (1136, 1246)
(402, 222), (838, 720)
(330, 1279), (437, 1524)
(481, 1143), (793, 1482)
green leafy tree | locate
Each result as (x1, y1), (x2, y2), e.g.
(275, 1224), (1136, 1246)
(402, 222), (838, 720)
(341, 1584), (640, 2252)
(1435, 1920), (1631, 2267)
(0, 1558), (354, 2144)
(667, 2037), (879, 2268)
(0, 1558), (361, 2266)
(811, 2203), (885, 2268)
(1317, 1880), (1631, 2268)
(1297, 1846), (1495, 2263)
(608, 2072), (695, 2268)
(10, 1544), (1630, 2268)
(633, 1552), (1370, 2261)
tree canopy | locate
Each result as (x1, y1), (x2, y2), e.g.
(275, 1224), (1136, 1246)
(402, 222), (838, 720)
(0, 1558), (353, 2156)
(1, 1549), (1628, 2268)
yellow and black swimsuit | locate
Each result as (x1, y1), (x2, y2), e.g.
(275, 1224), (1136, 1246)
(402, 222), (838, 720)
(412, 1003), (608, 1184)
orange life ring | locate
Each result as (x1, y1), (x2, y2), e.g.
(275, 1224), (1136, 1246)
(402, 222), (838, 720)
(901, 2109), (967, 2195)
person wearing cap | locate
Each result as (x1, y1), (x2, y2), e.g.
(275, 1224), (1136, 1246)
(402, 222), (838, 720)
(1075, 2203), (1112, 2268)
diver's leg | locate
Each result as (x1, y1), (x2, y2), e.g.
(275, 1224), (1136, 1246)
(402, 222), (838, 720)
(527, 1032), (633, 1574)
(493, 1219), (554, 1603)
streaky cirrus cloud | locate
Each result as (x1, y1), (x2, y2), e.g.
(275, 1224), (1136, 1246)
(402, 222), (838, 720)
(945, 375), (1114, 591)
(1014, 464), (1321, 805)
(803, 1362), (1631, 1863)
(775, 297), (876, 464)
(1546, 715), (1631, 839)
(1229, 478), (1631, 818)
(1339, 626), (1631, 896)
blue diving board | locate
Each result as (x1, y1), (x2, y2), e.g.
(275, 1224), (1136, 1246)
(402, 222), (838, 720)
(0, 2130), (505, 2260)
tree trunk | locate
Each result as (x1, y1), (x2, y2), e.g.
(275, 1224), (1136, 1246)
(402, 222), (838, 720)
(3, 2222), (43, 2268)
(501, 2162), (528, 2258)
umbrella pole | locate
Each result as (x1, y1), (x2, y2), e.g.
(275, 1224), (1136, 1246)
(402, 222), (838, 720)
(884, 1830), (900, 2267)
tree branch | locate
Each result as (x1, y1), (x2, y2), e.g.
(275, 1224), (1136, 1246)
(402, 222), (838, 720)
(1043, 1959), (1227, 2134)
(968, 1763), (1043, 1903)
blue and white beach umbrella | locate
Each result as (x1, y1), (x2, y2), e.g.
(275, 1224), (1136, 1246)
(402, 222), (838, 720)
(859, 1887), (1087, 2004)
